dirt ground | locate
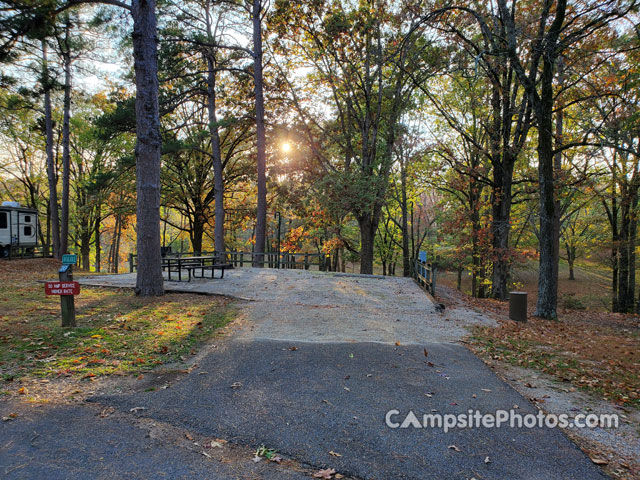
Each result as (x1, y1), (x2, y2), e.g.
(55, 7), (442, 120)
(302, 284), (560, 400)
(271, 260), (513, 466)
(441, 259), (621, 313)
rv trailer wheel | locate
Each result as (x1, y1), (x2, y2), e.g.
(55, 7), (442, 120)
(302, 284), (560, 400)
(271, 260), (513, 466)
(0, 247), (9, 258)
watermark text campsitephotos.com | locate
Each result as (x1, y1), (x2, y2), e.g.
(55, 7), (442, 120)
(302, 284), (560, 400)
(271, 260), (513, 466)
(385, 409), (619, 433)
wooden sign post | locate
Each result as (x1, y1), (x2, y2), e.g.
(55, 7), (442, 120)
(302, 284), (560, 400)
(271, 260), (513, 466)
(45, 254), (79, 327)
(58, 265), (76, 327)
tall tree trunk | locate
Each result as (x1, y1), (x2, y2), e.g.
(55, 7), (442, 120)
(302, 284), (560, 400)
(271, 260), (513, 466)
(471, 218), (482, 298)
(618, 206), (630, 311)
(114, 215), (122, 274)
(490, 161), (513, 300)
(60, 22), (72, 256)
(131, 0), (163, 295)
(566, 244), (576, 280)
(206, 57), (225, 254)
(108, 214), (119, 273)
(204, 3), (225, 255)
(533, 0), (566, 320)
(191, 213), (204, 253)
(612, 244), (619, 312)
(80, 227), (91, 270)
(551, 57), (564, 304)
(252, 0), (267, 267)
(608, 152), (620, 312)
(400, 157), (410, 277)
(358, 215), (377, 275)
(534, 63), (559, 319)
(42, 41), (60, 259)
(488, 68), (514, 301)
(94, 208), (101, 272)
(46, 200), (51, 251)
(628, 191), (637, 309)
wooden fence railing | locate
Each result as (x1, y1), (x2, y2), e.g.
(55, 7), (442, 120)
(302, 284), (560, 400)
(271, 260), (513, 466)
(129, 250), (330, 273)
(4, 245), (53, 260)
(412, 257), (436, 296)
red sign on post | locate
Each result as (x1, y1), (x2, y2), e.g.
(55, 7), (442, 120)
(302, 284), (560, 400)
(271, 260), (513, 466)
(45, 281), (80, 296)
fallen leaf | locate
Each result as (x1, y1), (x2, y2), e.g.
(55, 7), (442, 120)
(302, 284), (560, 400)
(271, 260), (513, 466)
(448, 445), (461, 452)
(484, 456), (491, 464)
(18, 387), (27, 395)
(589, 456), (608, 465)
(230, 382), (242, 389)
(252, 455), (262, 463)
(329, 451), (342, 457)
(209, 440), (225, 448)
(288, 346), (298, 351)
(201, 451), (211, 458)
(129, 407), (147, 413)
(185, 433), (194, 441)
(395, 341), (401, 346)
(99, 407), (115, 418)
(313, 468), (337, 479)
(481, 388), (492, 392)
(424, 348), (429, 358)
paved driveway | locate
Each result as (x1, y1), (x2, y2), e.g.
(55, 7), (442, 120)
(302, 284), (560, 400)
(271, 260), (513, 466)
(0, 269), (606, 479)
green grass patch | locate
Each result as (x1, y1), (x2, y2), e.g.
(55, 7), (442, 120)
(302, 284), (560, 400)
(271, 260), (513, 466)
(0, 281), (235, 380)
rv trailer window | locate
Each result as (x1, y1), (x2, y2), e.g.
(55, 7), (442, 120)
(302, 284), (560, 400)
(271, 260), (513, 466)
(24, 226), (32, 236)
(25, 215), (31, 223)
(0, 212), (6, 229)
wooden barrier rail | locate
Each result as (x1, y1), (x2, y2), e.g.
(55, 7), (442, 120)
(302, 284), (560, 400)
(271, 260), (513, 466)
(412, 258), (436, 296)
(129, 251), (330, 273)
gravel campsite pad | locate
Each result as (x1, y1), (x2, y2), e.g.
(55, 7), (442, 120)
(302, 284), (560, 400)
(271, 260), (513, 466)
(80, 268), (496, 344)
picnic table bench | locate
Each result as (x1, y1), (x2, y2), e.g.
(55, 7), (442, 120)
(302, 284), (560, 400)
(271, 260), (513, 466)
(161, 255), (232, 282)
(183, 263), (233, 281)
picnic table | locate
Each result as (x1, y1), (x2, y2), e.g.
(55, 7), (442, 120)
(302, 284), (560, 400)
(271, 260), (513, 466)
(162, 255), (232, 281)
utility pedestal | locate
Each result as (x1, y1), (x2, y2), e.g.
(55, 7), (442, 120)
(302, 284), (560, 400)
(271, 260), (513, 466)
(509, 291), (527, 322)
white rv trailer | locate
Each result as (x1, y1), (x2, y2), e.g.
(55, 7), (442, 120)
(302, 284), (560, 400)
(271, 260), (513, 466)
(0, 201), (39, 257)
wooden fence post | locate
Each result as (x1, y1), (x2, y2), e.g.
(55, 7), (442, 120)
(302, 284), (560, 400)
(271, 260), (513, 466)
(431, 264), (437, 296)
